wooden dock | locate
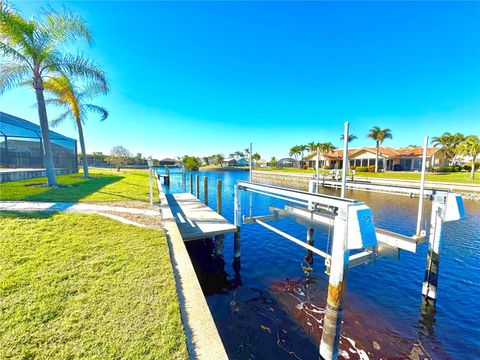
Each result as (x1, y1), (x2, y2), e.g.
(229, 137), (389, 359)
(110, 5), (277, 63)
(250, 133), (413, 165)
(166, 192), (237, 241)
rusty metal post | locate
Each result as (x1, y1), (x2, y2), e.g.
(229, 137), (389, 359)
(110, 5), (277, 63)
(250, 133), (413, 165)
(195, 175), (200, 199)
(204, 176), (208, 205)
(217, 179), (222, 214)
(422, 195), (445, 302)
(190, 173), (193, 194)
(320, 208), (350, 360)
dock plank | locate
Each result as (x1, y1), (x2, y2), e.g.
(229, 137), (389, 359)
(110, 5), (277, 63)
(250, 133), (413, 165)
(166, 193), (237, 241)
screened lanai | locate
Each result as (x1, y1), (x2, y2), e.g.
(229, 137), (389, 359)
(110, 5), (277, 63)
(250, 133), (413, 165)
(0, 112), (78, 170)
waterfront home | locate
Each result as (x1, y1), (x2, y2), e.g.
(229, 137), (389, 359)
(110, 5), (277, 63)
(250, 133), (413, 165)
(222, 158), (249, 167)
(303, 146), (448, 171)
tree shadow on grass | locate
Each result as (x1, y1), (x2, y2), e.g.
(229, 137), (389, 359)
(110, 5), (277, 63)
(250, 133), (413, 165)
(22, 175), (124, 203)
(0, 211), (54, 220)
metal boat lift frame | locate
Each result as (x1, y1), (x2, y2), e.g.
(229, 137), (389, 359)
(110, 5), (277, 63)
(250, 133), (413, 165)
(233, 180), (465, 360)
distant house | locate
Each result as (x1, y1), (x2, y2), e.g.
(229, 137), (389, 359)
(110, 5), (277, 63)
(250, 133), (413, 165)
(222, 158), (249, 167)
(277, 157), (299, 168)
(158, 158), (178, 166)
(303, 146), (448, 171)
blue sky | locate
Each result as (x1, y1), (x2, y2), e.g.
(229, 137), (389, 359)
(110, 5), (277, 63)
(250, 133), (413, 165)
(2, 1), (479, 160)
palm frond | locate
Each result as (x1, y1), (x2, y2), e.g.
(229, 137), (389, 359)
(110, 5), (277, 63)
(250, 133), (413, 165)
(49, 109), (72, 128)
(38, 6), (92, 48)
(0, 41), (32, 69)
(42, 53), (108, 91)
(0, 63), (31, 94)
(0, 7), (36, 66)
(84, 104), (108, 121)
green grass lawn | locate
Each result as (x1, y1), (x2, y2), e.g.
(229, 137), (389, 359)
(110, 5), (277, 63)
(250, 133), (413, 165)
(0, 212), (188, 359)
(0, 168), (156, 202)
(255, 168), (480, 184)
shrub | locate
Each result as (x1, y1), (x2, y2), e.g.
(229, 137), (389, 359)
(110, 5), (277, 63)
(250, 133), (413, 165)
(355, 166), (368, 172)
(367, 165), (376, 172)
(463, 163), (480, 171)
(302, 165), (308, 170)
(432, 166), (462, 173)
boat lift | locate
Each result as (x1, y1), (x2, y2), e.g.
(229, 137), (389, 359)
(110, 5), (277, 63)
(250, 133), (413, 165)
(233, 180), (465, 360)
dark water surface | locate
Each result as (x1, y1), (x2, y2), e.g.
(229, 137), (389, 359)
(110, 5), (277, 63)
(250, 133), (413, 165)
(160, 169), (480, 360)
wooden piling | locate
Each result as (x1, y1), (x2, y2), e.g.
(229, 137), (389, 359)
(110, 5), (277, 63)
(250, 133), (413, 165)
(204, 176), (208, 205)
(320, 209), (349, 360)
(234, 231), (241, 258)
(217, 179), (222, 214)
(190, 173), (193, 194)
(214, 234), (225, 257)
(196, 175), (200, 199)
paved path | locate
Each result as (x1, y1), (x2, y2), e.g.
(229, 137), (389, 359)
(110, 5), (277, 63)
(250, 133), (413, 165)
(0, 201), (160, 228)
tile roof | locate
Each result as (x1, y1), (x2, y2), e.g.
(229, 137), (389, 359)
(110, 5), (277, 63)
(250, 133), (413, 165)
(302, 146), (441, 160)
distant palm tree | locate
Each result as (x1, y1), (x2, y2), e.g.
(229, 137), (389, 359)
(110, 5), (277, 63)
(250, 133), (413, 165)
(289, 145), (302, 168)
(367, 126), (393, 172)
(307, 141), (318, 153)
(298, 144), (308, 164)
(44, 74), (108, 177)
(319, 142), (336, 154)
(431, 132), (465, 164)
(0, 5), (107, 186)
(340, 134), (357, 143)
(457, 135), (480, 179)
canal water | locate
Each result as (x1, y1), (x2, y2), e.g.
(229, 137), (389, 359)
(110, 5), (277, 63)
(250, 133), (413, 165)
(160, 169), (480, 360)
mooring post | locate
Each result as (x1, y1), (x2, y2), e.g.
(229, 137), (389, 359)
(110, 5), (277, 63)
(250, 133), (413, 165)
(196, 175), (200, 199)
(217, 179), (222, 214)
(204, 176), (208, 205)
(316, 146), (320, 193)
(320, 208), (350, 360)
(422, 195), (445, 302)
(233, 184), (242, 258)
(308, 180), (315, 210)
(190, 173), (193, 194)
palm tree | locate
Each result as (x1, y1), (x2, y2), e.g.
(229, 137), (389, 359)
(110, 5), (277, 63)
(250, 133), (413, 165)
(0, 6), (107, 186)
(43, 74), (108, 177)
(367, 126), (393, 172)
(298, 144), (308, 165)
(431, 132), (465, 164)
(307, 141), (318, 153)
(457, 135), (480, 179)
(340, 134), (357, 143)
(319, 142), (336, 154)
(289, 145), (301, 168)
(252, 152), (261, 166)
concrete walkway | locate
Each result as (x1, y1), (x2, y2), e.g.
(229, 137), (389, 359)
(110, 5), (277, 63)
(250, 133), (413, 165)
(0, 201), (160, 228)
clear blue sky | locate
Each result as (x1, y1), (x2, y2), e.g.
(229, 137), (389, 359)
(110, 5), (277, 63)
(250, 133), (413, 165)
(2, 1), (479, 160)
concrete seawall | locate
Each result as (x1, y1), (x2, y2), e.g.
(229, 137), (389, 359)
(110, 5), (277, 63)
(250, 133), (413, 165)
(252, 170), (480, 200)
(155, 175), (228, 360)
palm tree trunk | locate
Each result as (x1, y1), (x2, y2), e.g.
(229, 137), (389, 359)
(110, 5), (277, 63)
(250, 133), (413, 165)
(34, 82), (57, 187)
(375, 141), (379, 172)
(77, 120), (89, 177)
